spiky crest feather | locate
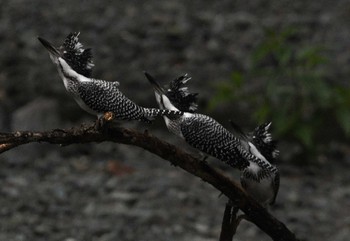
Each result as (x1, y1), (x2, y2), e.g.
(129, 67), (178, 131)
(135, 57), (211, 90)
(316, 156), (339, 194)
(61, 32), (94, 77)
(251, 122), (279, 163)
(166, 74), (198, 113)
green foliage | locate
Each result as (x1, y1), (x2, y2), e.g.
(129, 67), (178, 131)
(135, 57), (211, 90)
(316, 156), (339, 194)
(212, 27), (350, 160)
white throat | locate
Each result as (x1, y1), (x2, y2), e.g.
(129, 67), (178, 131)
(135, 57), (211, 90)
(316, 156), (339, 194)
(158, 93), (179, 111)
(154, 92), (184, 138)
(247, 161), (261, 175)
(248, 142), (270, 165)
(57, 58), (90, 90)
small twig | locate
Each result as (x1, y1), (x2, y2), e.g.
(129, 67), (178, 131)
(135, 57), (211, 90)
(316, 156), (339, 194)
(0, 143), (20, 153)
(219, 201), (249, 241)
(219, 201), (239, 241)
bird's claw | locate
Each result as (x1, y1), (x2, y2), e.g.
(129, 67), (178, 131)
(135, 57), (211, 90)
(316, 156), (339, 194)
(103, 112), (115, 122)
(202, 155), (209, 162)
(95, 112), (115, 131)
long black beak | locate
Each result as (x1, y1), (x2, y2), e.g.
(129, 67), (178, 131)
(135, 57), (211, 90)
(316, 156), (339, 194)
(38, 37), (60, 57)
(144, 71), (165, 94)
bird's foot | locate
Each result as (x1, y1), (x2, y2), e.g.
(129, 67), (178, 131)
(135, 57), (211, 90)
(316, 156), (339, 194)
(104, 112), (115, 122)
(202, 155), (209, 162)
(235, 214), (248, 225)
(95, 112), (115, 131)
(193, 151), (209, 162)
(141, 117), (153, 124)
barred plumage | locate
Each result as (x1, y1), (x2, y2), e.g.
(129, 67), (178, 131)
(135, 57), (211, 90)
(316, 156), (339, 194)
(230, 121), (280, 206)
(147, 72), (280, 206)
(145, 72), (251, 170)
(181, 113), (251, 169)
(76, 78), (181, 122)
(38, 32), (182, 122)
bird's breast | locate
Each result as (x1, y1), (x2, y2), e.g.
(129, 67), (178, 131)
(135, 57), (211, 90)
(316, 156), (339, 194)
(242, 175), (274, 206)
(73, 96), (98, 115)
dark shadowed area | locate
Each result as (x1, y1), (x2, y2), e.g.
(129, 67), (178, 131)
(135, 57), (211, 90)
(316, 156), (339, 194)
(0, 1), (349, 241)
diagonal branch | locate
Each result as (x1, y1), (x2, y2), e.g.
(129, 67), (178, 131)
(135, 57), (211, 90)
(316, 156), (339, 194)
(0, 122), (299, 241)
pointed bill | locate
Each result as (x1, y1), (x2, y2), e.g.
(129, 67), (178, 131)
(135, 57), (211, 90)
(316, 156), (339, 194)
(38, 37), (60, 57)
(144, 72), (165, 94)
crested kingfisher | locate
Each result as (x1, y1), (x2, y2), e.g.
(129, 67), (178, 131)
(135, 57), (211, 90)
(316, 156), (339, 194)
(145, 72), (279, 206)
(38, 32), (182, 123)
(230, 121), (280, 206)
(145, 72), (250, 170)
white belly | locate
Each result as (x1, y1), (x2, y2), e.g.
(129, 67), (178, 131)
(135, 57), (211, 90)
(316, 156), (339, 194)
(73, 96), (100, 116)
(243, 177), (274, 206)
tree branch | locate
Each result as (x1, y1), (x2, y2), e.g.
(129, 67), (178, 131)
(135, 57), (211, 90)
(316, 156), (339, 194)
(0, 122), (299, 241)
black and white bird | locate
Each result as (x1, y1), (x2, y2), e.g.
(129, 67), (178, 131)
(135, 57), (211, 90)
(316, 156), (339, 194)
(145, 72), (279, 206)
(145, 72), (251, 169)
(38, 32), (181, 123)
(230, 121), (280, 206)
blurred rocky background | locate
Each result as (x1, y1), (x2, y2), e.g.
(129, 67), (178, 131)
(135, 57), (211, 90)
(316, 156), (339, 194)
(0, 1), (349, 240)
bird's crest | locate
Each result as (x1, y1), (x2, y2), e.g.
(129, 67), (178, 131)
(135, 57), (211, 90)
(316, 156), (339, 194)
(251, 122), (279, 163)
(145, 72), (198, 113)
(229, 121), (279, 164)
(61, 32), (94, 77)
(166, 74), (198, 113)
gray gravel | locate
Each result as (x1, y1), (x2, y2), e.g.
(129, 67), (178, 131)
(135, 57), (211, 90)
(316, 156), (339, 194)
(1, 142), (349, 241)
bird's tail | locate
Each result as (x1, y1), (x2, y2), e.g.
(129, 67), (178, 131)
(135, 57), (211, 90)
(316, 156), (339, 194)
(143, 108), (183, 121)
(251, 122), (279, 162)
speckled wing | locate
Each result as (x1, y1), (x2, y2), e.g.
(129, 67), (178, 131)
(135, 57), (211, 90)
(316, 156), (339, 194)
(77, 79), (148, 121)
(180, 113), (250, 170)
